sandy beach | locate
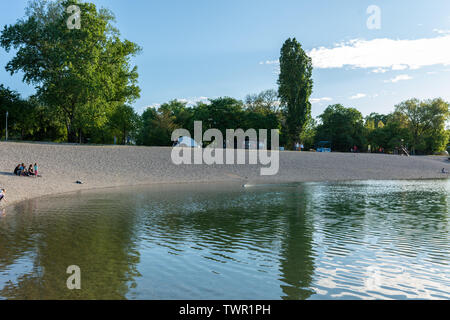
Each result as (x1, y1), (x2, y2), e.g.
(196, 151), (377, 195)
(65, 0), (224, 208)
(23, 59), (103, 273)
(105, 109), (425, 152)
(0, 141), (449, 208)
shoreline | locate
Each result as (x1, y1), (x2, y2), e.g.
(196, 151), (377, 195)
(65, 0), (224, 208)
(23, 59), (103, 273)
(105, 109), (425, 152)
(1, 141), (449, 209)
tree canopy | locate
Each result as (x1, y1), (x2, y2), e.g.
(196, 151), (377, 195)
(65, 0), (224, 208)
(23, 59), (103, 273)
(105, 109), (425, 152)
(394, 98), (449, 154)
(315, 104), (366, 152)
(0, 0), (141, 142)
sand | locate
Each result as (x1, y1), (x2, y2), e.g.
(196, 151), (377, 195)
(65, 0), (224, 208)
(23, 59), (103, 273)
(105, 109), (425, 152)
(0, 141), (449, 208)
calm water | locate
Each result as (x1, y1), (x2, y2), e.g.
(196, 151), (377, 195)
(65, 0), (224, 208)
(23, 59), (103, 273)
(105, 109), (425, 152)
(0, 180), (449, 300)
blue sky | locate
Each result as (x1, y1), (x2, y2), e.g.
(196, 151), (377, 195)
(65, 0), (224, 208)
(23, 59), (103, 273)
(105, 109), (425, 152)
(1, 0), (450, 117)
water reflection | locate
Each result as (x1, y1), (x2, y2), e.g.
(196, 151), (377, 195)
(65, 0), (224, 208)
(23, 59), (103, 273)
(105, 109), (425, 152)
(278, 184), (315, 300)
(0, 195), (142, 299)
(0, 180), (449, 300)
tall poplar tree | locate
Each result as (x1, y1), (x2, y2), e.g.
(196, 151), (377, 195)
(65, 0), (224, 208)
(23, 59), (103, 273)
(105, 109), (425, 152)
(278, 38), (313, 149)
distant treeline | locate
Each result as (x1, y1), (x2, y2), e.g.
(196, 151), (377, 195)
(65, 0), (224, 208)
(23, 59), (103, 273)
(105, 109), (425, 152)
(0, 0), (449, 154)
(1, 84), (449, 154)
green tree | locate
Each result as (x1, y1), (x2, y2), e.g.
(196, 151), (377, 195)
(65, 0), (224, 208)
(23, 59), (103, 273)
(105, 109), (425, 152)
(27, 96), (67, 141)
(108, 105), (140, 144)
(365, 112), (388, 151)
(193, 97), (244, 136)
(366, 112), (410, 153)
(278, 38), (313, 149)
(245, 89), (280, 113)
(315, 104), (365, 152)
(0, 85), (22, 139)
(395, 98), (449, 154)
(299, 117), (317, 150)
(1, 0), (141, 143)
(158, 100), (194, 131)
(0, 85), (66, 141)
(138, 107), (176, 147)
(137, 96), (283, 148)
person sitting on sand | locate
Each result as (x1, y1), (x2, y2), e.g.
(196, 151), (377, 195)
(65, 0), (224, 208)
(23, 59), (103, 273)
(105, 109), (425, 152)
(23, 164), (29, 176)
(28, 164), (34, 176)
(14, 164), (20, 176)
(442, 168), (449, 174)
(18, 163), (25, 176)
(0, 189), (6, 204)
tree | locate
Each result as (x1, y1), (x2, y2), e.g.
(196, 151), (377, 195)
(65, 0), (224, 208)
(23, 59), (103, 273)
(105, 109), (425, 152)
(395, 98), (449, 154)
(365, 111), (410, 153)
(245, 89), (280, 113)
(0, 85), (66, 141)
(108, 105), (140, 144)
(158, 100), (194, 131)
(365, 112), (388, 151)
(27, 96), (67, 141)
(315, 104), (365, 152)
(193, 97), (244, 136)
(365, 113), (388, 130)
(1, 0), (141, 143)
(278, 38), (313, 149)
(299, 117), (317, 150)
(137, 96), (283, 147)
(138, 107), (176, 147)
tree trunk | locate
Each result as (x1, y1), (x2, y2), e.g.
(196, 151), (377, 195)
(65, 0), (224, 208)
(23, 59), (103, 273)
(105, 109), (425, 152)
(66, 117), (77, 143)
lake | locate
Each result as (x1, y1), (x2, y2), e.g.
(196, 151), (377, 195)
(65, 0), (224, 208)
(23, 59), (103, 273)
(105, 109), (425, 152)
(0, 180), (449, 299)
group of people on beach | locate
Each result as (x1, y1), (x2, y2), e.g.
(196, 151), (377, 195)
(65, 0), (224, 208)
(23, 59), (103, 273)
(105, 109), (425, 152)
(14, 163), (39, 177)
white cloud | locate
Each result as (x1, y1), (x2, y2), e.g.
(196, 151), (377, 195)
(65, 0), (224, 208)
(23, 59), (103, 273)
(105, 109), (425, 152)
(384, 74), (413, 83)
(391, 64), (408, 71)
(349, 93), (367, 100)
(176, 97), (210, 106)
(137, 103), (160, 115)
(433, 29), (450, 35)
(310, 97), (332, 104)
(372, 68), (388, 74)
(259, 60), (278, 65)
(307, 35), (450, 71)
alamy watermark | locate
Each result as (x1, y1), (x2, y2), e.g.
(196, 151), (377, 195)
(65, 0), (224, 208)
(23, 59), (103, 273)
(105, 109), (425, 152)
(66, 265), (81, 290)
(171, 121), (280, 176)
(66, 5), (81, 30)
(367, 5), (381, 30)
